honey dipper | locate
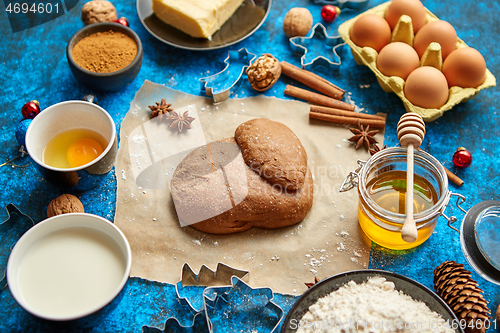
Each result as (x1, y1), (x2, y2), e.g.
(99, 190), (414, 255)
(397, 113), (426, 243)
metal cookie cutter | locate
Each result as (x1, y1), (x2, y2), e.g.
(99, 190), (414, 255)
(200, 48), (256, 104)
(177, 263), (250, 312)
(146, 263), (283, 333)
(0, 204), (34, 289)
(312, 0), (370, 11)
(289, 23), (346, 72)
(203, 276), (284, 333)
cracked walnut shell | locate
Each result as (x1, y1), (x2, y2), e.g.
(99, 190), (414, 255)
(81, 0), (117, 25)
(47, 194), (85, 218)
(246, 54), (281, 91)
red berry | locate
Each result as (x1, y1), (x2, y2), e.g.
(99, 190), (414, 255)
(115, 17), (129, 27)
(21, 100), (41, 119)
(321, 5), (340, 23)
(452, 147), (472, 168)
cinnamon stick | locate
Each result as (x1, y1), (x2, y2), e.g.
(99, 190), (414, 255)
(285, 85), (354, 111)
(310, 111), (386, 128)
(311, 105), (386, 121)
(444, 167), (464, 187)
(280, 61), (344, 100)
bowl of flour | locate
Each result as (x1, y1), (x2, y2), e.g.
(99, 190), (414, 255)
(281, 270), (463, 333)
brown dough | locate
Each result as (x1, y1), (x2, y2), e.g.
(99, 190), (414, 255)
(171, 133), (313, 234)
(235, 118), (307, 191)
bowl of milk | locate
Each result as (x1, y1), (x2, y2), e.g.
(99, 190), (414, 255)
(7, 213), (131, 321)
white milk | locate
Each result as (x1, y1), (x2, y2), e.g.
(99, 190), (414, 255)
(17, 227), (126, 318)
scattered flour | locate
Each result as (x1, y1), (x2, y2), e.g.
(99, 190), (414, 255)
(297, 276), (454, 333)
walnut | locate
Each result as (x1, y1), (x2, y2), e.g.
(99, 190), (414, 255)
(47, 194), (85, 218)
(246, 54), (281, 91)
(283, 7), (313, 38)
(81, 0), (117, 25)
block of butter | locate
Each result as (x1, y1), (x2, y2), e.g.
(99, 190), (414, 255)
(152, 0), (245, 39)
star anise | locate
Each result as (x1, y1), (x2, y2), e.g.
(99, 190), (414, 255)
(369, 144), (387, 156)
(149, 98), (173, 121)
(348, 125), (378, 150)
(305, 276), (320, 289)
(165, 110), (195, 133)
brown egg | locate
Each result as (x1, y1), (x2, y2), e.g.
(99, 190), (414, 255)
(414, 20), (457, 59)
(350, 14), (391, 52)
(385, 0), (427, 33)
(443, 47), (487, 88)
(376, 42), (420, 80)
(404, 66), (449, 109)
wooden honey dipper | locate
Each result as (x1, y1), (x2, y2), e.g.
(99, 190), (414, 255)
(397, 113), (426, 243)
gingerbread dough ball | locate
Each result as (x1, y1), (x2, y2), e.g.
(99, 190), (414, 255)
(47, 194), (85, 218)
(235, 118), (307, 190)
(81, 0), (117, 25)
(283, 7), (313, 38)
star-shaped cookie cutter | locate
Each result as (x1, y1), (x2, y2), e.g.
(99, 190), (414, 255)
(289, 23), (346, 72)
(199, 48), (256, 104)
(143, 263), (283, 333)
(312, 0), (370, 10)
(0, 204), (34, 289)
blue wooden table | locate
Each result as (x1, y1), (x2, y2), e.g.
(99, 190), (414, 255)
(0, 0), (499, 331)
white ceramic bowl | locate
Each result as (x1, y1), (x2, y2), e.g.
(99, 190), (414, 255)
(7, 213), (131, 321)
(25, 100), (117, 191)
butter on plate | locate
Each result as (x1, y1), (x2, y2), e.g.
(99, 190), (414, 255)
(152, 0), (245, 39)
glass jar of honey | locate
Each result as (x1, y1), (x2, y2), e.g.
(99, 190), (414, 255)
(341, 147), (462, 250)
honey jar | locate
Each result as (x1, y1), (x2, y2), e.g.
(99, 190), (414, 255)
(341, 147), (462, 250)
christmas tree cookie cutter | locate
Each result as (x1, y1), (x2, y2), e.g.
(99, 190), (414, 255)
(199, 48), (256, 104)
(289, 23), (346, 72)
(143, 263), (284, 332)
(203, 276), (284, 332)
(177, 263), (250, 312)
(0, 204), (34, 289)
(312, 0), (370, 10)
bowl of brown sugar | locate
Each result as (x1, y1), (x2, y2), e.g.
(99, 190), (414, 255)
(67, 22), (143, 92)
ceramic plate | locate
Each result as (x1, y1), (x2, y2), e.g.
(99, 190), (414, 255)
(136, 0), (271, 50)
(281, 269), (463, 333)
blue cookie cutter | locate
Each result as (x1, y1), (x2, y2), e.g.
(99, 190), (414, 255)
(200, 48), (256, 104)
(0, 204), (34, 289)
(289, 23), (346, 72)
(312, 0), (370, 10)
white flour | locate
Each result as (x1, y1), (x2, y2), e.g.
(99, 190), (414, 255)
(296, 276), (454, 333)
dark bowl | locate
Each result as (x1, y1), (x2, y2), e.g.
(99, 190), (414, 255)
(66, 22), (143, 92)
(281, 269), (463, 333)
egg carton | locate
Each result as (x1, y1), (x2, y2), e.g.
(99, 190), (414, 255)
(338, 1), (496, 122)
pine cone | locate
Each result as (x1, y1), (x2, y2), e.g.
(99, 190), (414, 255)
(433, 261), (491, 333)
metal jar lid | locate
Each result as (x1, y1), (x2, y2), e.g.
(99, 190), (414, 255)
(460, 200), (500, 285)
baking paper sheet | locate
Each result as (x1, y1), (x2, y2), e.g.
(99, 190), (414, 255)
(114, 80), (384, 294)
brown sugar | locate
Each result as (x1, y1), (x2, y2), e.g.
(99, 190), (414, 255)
(72, 30), (137, 73)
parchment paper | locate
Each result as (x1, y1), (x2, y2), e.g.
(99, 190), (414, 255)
(115, 80), (385, 295)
